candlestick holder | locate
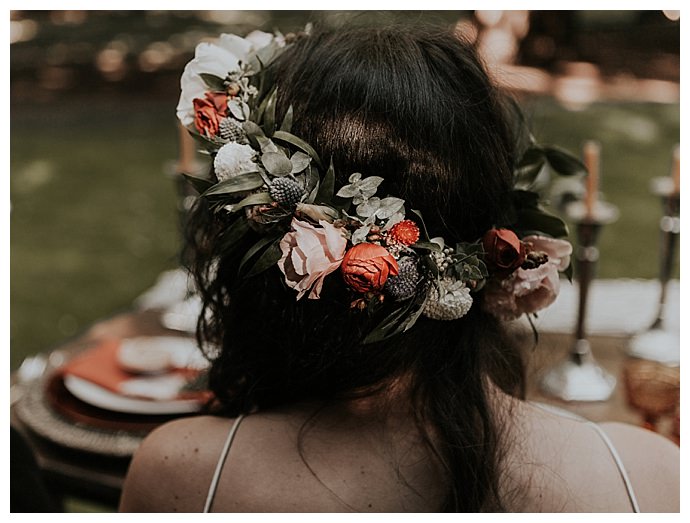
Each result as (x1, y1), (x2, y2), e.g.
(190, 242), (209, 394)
(540, 200), (620, 401)
(627, 177), (680, 365)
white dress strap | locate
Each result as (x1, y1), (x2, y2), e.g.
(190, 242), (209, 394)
(531, 402), (640, 512)
(202, 414), (246, 513)
(585, 421), (641, 513)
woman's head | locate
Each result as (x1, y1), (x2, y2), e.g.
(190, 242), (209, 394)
(272, 26), (516, 242)
(184, 24), (525, 510)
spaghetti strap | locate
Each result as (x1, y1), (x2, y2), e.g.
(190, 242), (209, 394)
(203, 414), (246, 513)
(586, 421), (641, 513)
(531, 402), (640, 512)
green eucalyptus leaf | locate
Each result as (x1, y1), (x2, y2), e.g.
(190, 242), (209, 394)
(219, 216), (250, 252)
(542, 145), (587, 176)
(202, 172), (264, 196)
(290, 151), (312, 174)
(262, 151), (293, 176)
(256, 135), (279, 153)
(374, 197), (405, 220)
(280, 105), (294, 132)
(224, 191), (273, 213)
(242, 121), (265, 138)
(199, 73), (226, 91)
(272, 131), (324, 169)
(228, 99), (249, 121)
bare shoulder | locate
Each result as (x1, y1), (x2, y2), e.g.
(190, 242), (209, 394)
(599, 422), (679, 512)
(119, 415), (238, 512)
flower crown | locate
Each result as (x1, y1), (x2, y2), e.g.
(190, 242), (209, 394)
(178, 30), (583, 343)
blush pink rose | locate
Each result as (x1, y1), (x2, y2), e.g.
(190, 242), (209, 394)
(482, 235), (572, 320)
(278, 218), (347, 300)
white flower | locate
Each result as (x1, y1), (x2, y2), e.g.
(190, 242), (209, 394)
(176, 31), (277, 127)
(423, 278), (473, 321)
(214, 142), (259, 181)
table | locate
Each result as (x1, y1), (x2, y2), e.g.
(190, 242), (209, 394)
(10, 311), (679, 511)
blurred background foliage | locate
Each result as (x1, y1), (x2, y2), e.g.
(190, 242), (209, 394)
(10, 10), (680, 370)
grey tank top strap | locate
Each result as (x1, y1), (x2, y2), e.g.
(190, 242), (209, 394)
(531, 403), (640, 513)
(202, 414), (246, 513)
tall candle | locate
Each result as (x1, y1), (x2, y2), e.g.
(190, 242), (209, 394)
(671, 144), (680, 194)
(583, 140), (601, 219)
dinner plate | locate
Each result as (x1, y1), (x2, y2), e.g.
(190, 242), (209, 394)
(63, 375), (204, 415)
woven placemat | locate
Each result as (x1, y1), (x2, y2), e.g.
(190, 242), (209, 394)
(14, 377), (145, 458)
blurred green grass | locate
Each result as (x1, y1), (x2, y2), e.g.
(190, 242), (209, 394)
(10, 96), (182, 370)
(10, 96), (680, 370)
(523, 97), (680, 279)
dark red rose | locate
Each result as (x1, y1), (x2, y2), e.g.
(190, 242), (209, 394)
(341, 243), (399, 293)
(193, 91), (228, 137)
(482, 228), (526, 275)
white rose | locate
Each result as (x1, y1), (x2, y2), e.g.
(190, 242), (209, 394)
(176, 31), (279, 127)
(214, 142), (259, 181)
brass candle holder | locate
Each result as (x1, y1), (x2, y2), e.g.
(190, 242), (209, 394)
(540, 200), (620, 401)
(627, 175), (680, 365)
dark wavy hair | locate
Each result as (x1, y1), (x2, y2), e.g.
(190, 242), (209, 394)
(184, 25), (527, 512)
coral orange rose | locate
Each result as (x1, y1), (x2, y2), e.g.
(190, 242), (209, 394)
(193, 91), (228, 137)
(341, 243), (399, 293)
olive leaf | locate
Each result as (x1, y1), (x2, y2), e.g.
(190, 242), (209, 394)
(280, 105), (294, 132)
(238, 234), (282, 277)
(202, 172), (264, 197)
(199, 73), (226, 91)
(272, 131), (324, 169)
(263, 87), (278, 136)
(243, 238), (283, 278)
(182, 173), (214, 194)
(315, 159), (335, 204)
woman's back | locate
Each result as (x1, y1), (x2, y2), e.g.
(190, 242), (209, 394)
(120, 391), (679, 512)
